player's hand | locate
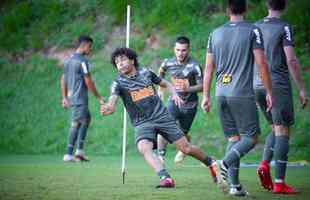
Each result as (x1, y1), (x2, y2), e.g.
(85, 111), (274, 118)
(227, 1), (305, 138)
(175, 83), (188, 92)
(266, 93), (273, 112)
(299, 89), (308, 109)
(171, 94), (184, 107)
(201, 96), (211, 112)
(62, 98), (69, 109)
(100, 103), (114, 116)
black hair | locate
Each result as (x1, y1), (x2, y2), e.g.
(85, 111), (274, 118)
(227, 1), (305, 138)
(228, 0), (247, 15)
(78, 35), (93, 46)
(175, 36), (190, 46)
(267, 0), (286, 11)
(111, 47), (139, 69)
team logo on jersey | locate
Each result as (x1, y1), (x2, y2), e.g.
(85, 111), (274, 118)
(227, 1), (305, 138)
(171, 77), (190, 90)
(221, 74), (232, 85)
(253, 29), (262, 44)
(130, 86), (155, 102)
(284, 26), (292, 41)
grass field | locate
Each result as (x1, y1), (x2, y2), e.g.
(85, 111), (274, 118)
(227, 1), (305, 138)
(1, 155), (310, 200)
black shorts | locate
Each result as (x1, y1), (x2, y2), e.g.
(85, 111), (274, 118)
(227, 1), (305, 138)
(134, 113), (185, 147)
(217, 96), (260, 138)
(167, 100), (197, 134)
(70, 104), (91, 122)
(272, 87), (294, 126)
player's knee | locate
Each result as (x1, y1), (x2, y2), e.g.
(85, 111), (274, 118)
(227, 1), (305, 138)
(137, 140), (153, 155)
(179, 144), (191, 155)
(71, 121), (80, 128)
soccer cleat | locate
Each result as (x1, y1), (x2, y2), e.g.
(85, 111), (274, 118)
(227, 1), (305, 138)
(156, 177), (176, 188)
(74, 154), (90, 162)
(273, 182), (299, 194)
(257, 160), (273, 191)
(217, 160), (229, 192)
(63, 154), (75, 162)
(174, 151), (186, 164)
(208, 160), (218, 183)
(229, 185), (249, 196)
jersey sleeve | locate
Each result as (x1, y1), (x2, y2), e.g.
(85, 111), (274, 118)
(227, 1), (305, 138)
(111, 81), (121, 96)
(282, 24), (294, 47)
(251, 27), (264, 50)
(80, 60), (90, 75)
(207, 32), (213, 54)
(149, 70), (162, 85)
(193, 64), (203, 84)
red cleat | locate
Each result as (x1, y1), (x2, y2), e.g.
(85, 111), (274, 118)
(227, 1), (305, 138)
(257, 160), (273, 191)
(75, 154), (90, 162)
(156, 177), (175, 188)
(273, 182), (299, 194)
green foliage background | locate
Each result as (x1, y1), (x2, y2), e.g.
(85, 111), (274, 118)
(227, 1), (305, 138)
(0, 0), (309, 160)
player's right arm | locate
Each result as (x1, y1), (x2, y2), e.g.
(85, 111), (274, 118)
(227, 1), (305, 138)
(158, 62), (166, 99)
(60, 74), (69, 109)
(201, 53), (215, 113)
(100, 95), (119, 116)
(253, 49), (273, 111)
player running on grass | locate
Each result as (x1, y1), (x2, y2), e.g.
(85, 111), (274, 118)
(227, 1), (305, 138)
(61, 35), (104, 162)
(157, 36), (204, 165)
(202, 0), (273, 196)
(100, 47), (217, 188)
(254, 0), (308, 194)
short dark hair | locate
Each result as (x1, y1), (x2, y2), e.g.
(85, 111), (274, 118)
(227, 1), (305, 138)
(175, 36), (190, 46)
(111, 47), (139, 69)
(267, 0), (286, 11)
(228, 0), (247, 15)
(78, 35), (93, 46)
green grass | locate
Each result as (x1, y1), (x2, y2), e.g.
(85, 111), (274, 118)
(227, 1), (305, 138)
(0, 155), (310, 200)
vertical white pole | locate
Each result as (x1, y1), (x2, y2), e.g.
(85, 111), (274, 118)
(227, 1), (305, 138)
(122, 4), (130, 184)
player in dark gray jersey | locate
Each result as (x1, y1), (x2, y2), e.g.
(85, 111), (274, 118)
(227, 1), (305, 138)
(157, 36), (208, 166)
(61, 36), (104, 162)
(254, 0), (308, 194)
(202, 0), (273, 196)
(100, 47), (217, 188)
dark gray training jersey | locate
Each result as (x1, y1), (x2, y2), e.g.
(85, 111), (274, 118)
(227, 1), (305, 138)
(111, 67), (168, 126)
(63, 53), (90, 106)
(207, 21), (264, 97)
(253, 17), (294, 90)
(159, 57), (203, 108)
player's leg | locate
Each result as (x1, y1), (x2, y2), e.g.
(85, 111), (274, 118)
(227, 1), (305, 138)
(174, 107), (197, 164)
(255, 88), (274, 190)
(157, 115), (217, 183)
(64, 106), (81, 162)
(220, 97), (260, 195)
(156, 100), (179, 163)
(271, 88), (296, 194)
(135, 122), (175, 188)
(75, 110), (91, 162)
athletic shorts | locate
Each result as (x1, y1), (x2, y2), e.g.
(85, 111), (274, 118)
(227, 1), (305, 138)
(167, 100), (197, 134)
(134, 113), (185, 147)
(271, 87), (295, 126)
(217, 96), (260, 138)
(70, 104), (91, 122)
(255, 88), (273, 124)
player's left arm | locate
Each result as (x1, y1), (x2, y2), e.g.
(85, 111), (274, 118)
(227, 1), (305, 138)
(183, 64), (203, 93)
(284, 46), (308, 108)
(283, 25), (308, 108)
(158, 79), (184, 107)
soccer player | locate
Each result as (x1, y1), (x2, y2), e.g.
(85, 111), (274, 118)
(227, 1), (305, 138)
(100, 47), (217, 188)
(202, 0), (273, 196)
(157, 36), (204, 165)
(61, 35), (104, 162)
(254, 0), (308, 194)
